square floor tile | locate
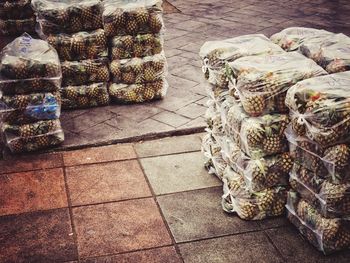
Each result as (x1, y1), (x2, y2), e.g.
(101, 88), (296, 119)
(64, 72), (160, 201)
(0, 168), (67, 216)
(157, 187), (260, 242)
(266, 226), (350, 262)
(178, 232), (282, 263)
(141, 152), (221, 195)
(258, 216), (289, 230)
(63, 144), (137, 166)
(66, 160), (152, 206)
(0, 152), (63, 175)
(81, 246), (182, 263)
(0, 208), (77, 263)
(135, 134), (203, 157)
(73, 198), (172, 258)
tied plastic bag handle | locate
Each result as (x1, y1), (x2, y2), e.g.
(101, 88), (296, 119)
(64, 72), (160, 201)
(202, 58), (210, 74)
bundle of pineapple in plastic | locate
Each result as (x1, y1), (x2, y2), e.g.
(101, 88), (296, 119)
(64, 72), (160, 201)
(109, 53), (166, 84)
(222, 167), (287, 220)
(289, 165), (350, 218)
(286, 72), (350, 148)
(1, 119), (64, 153)
(109, 78), (167, 103)
(44, 29), (108, 61)
(202, 132), (227, 181)
(205, 102), (225, 138)
(61, 58), (110, 86)
(110, 34), (163, 60)
(270, 27), (334, 52)
(226, 52), (327, 117)
(102, 0), (164, 37)
(31, 0), (103, 35)
(199, 34), (284, 88)
(225, 103), (289, 157)
(61, 83), (109, 109)
(287, 191), (350, 254)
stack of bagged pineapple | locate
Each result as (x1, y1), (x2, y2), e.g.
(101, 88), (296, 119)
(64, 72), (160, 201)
(0, 34), (64, 153)
(271, 27), (350, 254)
(32, 0), (110, 109)
(0, 0), (36, 36)
(200, 34), (328, 220)
(103, 0), (167, 103)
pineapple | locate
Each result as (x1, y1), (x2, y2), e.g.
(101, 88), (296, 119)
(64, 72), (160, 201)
(143, 66), (157, 82)
(134, 44), (144, 57)
(110, 61), (122, 79)
(257, 189), (275, 211)
(112, 47), (125, 59)
(45, 63), (59, 77)
(70, 16), (83, 32)
(19, 123), (37, 137)
(9, 140), (24, 153)
(97, 93), (110, 105)
(35, 135), (50, 148)
(239, 200), (258, 220)
(77, 96), (90, 107)
(122, 71), (136, 84)
(242, 96), (266, 117)
(246, 127), (264, 148)
(135, 8), (149, 25)
(72, 36), (86, 55)
(86, 46), (99, 59)
(122, 35), (134, 50)
(262, 134), (283, 155)
(81, 6), (101, 26)
(126, 19), (138, 35)
(148, 13), (162, 33)
(323, 144), (350, 172)
(59, 46), (72, 61)
(143, 84), (155, 101)
(291, 117), (306, 136)
(13, 61), (28, 79)
(95, 29), (107, 47)
(65, 87), (79, 100)
(97, 66), (110, 82)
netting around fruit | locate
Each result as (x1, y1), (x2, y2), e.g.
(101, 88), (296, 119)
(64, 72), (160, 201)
(287, 191), (350, 254)
(285, 71), (350, 148)
(200, 34), (284, 88)
(43, 29), (108, 61)
(226, 52), (327, 117)
(270, 27), (334, 52)
(0, 17), (36, 36)
(61, 82), (109, 110)
(222, 166), (287, 220)
(109, 53), (167, 84)
(103, 0), (163, 37)
(0, 92), (61, 124)
(110, 33), (163, 60)
(32, 0), (103, 34)
(1, 120), (64, 153)
(108, 78), (167, 103)
(0, 0), (34, 20)
(61, 58), (110, 86)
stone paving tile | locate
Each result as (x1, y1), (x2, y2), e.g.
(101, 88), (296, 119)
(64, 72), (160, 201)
(140, 151), (221, 195)
(0, 152), (63, 174)
(135, 133), (203, 157)
(266, 226), (350, 262)
(0, 168), (67, 216)
(66, 160), (151, 206)
(152, 110), (191, 128)
(0, 208), (78, 263)
(72, 198), (172, 258)
(157, 187), (260, 242)
(82, 246), (182, 263)
(178, 232), (282, 263)
(258, 216), (289, 230)
(176, 103), (207, 119)
(63, 144), (136, 166)
(177, 116), (206, 129)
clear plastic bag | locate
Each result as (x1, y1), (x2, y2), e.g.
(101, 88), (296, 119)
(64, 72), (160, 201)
(61, 82), (110, 109)
(0, 17), (36, 36)
(0, 92), (61, 124)
(205, 103), (225, 138)
(225, 103), (289, 158)
(1, 119), (64, 153)
(61, 58), (110, 86)
(0, 0), (34, 19)
(199, 34), (284, 88)
(103, 0), (163, 37)
(32, 0), (103, 34)
(109, 78), (167, 103)
(226, 52), (327, 116)
(287, 191), (350, 254)
(45, 29), (108, 61)
(222, 167), (287, 220)
(110, 33), (163, 60)
(285, 71), (350, 148)
(270, 27), (334, 51)
(109, 53), (167, 84)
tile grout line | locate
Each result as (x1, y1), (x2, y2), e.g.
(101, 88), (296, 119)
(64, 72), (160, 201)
(61, 154), (82, 263)
(262, 229), (288, 262)
(132, 144), (185, 263)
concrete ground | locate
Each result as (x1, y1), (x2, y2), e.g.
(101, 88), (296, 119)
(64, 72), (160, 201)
(1, 133), (350, 262)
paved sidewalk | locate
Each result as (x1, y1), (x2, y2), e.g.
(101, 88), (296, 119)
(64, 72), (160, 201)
(1, 133), (350, 262)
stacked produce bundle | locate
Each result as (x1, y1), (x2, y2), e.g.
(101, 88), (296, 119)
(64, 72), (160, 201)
(284, 72), (350, 254)
(0, 34), (64, 153)
(271, 27), (350, 73)
(0, 0), (36, 36)
(103, 0), (167, 103)
(32, 0), (110, 109)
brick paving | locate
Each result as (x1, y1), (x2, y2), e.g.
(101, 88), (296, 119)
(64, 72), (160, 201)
(1, 133), (350, 262)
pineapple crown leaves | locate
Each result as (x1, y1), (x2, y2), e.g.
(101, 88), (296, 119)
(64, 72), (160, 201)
(253, 159), (267, 175)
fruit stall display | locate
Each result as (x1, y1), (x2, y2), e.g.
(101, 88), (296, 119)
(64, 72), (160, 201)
(103, 0), (168, 103)
(0, 34), (64, 153)
(32, 0), (110, 109)
(284, 72), (350, 254)
(0, 0), (36, 36)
